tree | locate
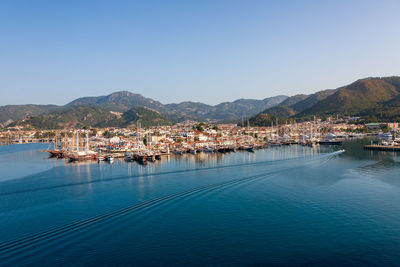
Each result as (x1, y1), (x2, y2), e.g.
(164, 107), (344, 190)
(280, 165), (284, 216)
(381, 124), (390, 133)
(103, 130), (113, 138)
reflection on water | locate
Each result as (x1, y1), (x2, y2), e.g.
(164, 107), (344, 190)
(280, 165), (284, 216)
(0, 141), (400, 266)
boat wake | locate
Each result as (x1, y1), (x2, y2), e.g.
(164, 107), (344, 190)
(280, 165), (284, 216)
(0, 150), (344, 197)
(0, 150), (343, 263)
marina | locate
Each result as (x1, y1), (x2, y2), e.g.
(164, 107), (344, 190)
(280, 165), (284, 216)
(4, 119), (400, 165)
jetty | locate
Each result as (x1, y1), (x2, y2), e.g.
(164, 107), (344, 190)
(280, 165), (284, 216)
(364, 145), (400, 152)
(318, 140), (343, 145)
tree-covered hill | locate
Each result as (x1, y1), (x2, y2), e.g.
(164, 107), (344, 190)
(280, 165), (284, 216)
(0, 105), (61, 126)
(250, 76), (400, 125)
(10, 105), (172, 129)
(298, 77), (400, 116)
(1, 92), (287, 124)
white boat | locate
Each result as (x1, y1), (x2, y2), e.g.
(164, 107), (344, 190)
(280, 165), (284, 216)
(379, 132), (393, 140)
(106, 155), (114, 163)
(326, 133), (337, 140)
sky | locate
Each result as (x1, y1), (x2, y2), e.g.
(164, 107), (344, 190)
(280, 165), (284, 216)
(1, 0), (400, 106)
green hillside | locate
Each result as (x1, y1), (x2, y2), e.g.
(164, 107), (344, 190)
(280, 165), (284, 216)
(11, 105), (172, 129)
(249, 113), (289, 127)
(0, 105), (61, 126)
(254, 94), (308, 118)
(250, 76), (400, 125)
(0, 91), (287, 124)
(66, 91), (166, 113)
(298, 77), (400, 116)
(103, 106), (173, 128)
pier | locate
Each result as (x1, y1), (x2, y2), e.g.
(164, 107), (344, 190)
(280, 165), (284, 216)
(364, 145), (400, 152)
(318, 140), (343, 145)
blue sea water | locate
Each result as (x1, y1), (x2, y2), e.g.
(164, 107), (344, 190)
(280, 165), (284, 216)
(0, 140), (400, 266)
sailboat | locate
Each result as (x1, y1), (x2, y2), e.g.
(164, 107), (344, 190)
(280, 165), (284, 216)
(67, 131), (98, 162)
(46, 131), (64, 158)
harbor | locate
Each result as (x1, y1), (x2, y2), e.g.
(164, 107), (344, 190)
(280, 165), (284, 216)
(35, 121), (388, 164)
(3, 119), (400, 165)
(37, 119), (352, 164)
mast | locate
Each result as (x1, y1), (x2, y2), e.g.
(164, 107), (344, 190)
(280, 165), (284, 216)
(270, 121), (273, 140)
(64, 131), (67, 150)
(54, 131), (57, 151)
(86, 131), (89, 151)
(72, 131), (75, 152)
(137, 120), (142, 150)
(76, 130), (79, 152)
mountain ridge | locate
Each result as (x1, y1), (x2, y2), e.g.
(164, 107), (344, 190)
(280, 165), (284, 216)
(3, 76), (400, 128)
(250, 76), (400, 124)
(10, 105), (173, 129)
(0, 92), (288, 124)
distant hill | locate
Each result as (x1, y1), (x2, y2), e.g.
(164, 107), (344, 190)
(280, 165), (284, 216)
(257, 89), (338, 118)
(256, 94), (309, 118)
(109, 106), (173, 128)
(298, 77), (400, 117)
(11, 106), (117, 129)
(4, 76), (400, 128)
(0, 91), (287, 125)
(66, 91), (166, 113)
(250, 76), (400, 125)
(0, 105), (61, 126)
(11, 105), (172, 129)
(164, 96), (288, 122)
(358, 91), (400, 122)
(208, 96), (288, 121)
(67, 91), (288, 122)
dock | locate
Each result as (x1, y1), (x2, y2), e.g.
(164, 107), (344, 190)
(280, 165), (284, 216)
(318, 140), (343, 145)
(364, 145), (400, 152)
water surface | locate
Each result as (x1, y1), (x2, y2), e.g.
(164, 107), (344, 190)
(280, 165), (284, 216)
(1, 140), (400, 266)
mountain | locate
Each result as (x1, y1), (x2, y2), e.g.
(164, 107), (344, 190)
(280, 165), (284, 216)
(256, 94), (309, 118)
(163, 101), (213, 121)
(257, 89), (338, 118)
(298, 77), (400, 117)
(208, 96), (288, 121)
(0, 105), (61, 126)
(250, 76), (400, 125)
(11, 106), (117, 129)
(109, 106), (173, 128)
(163, 96), (288, 122)
(11, 105), (172, 129)
(358, 92), (400, 122)
(290, 89), (338, 113)
(68, 91), (288, 122)
(5, 76), (400, 128)
(1, 92), (287, 124)
(66, 91), (165, 113)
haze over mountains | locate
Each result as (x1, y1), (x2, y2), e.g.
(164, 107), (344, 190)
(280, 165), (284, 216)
(2, 76), (400, 129)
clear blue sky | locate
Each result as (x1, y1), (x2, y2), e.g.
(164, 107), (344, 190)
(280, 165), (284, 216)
(1, 0), (399, 106)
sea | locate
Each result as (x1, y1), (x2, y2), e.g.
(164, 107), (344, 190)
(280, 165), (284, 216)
(0, 139), (400, 266)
